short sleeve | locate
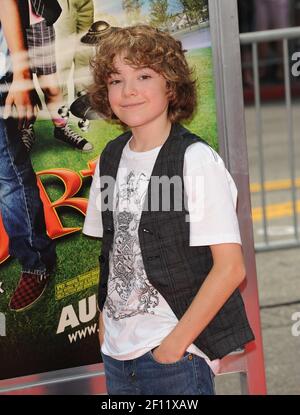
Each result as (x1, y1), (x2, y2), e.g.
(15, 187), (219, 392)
(184, 142), (242, 246)
(82, 159), (103, 238)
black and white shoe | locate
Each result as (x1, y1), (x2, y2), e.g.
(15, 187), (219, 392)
(21, 124), (36, 152)
(54, 125), (93, 152)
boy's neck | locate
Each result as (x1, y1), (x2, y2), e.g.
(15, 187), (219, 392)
(129, 119), (172, 152)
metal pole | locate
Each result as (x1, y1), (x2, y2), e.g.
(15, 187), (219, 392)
(240, 26), (300, 44)
(209, 0), (267, 395)
(283, 38), (299, 240)
(252, 42), (269, 245)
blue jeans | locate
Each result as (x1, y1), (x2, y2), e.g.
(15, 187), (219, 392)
(101, 350), (216, 395)
(0, 79), (56, 274)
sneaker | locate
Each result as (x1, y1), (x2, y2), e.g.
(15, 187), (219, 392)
(21, 124), (36, 152)
(9, 272), (50, 312)
(54, 125), (93, 151)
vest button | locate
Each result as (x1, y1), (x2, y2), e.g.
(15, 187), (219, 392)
(188, 354), (193, 361)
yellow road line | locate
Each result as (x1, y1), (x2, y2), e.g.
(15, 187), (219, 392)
(250, 178), (300, 193)
(252, 200), (300, 221)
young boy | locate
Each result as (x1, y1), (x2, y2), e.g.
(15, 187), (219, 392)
(83, 25), (254, 395)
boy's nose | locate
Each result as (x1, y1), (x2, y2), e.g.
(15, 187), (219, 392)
(122, 81), (138, 97)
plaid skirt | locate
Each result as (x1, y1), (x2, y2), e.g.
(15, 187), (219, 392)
(26, 20), (57, 76)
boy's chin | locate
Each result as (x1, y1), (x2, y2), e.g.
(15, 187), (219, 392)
(120, 118), (162, 130)
(120, 120), (146, 129)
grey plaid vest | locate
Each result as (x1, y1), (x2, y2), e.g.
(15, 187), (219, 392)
(98, 123), (254, 360)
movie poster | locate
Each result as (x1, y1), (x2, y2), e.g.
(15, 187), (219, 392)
(0, 0), (216, 380)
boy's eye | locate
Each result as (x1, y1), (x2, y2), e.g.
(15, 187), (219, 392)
(139, 74), (151, 80)
(108, 79), (121, 85)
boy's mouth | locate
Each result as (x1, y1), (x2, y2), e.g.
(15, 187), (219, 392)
(120, 102), (146, 108)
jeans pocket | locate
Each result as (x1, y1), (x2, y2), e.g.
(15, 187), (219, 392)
(192, 355), (216, 395)
(148, 349), (191, 366)
(208, 368), (217, 395)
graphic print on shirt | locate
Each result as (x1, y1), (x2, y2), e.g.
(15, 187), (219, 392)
(104, 169), (160, 321)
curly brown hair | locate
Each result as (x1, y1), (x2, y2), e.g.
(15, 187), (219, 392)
(89, 24), (197, 124)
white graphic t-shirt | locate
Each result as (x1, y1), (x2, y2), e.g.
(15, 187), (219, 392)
(0, 25), (11, 81)
(83, 137), (242, 375)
